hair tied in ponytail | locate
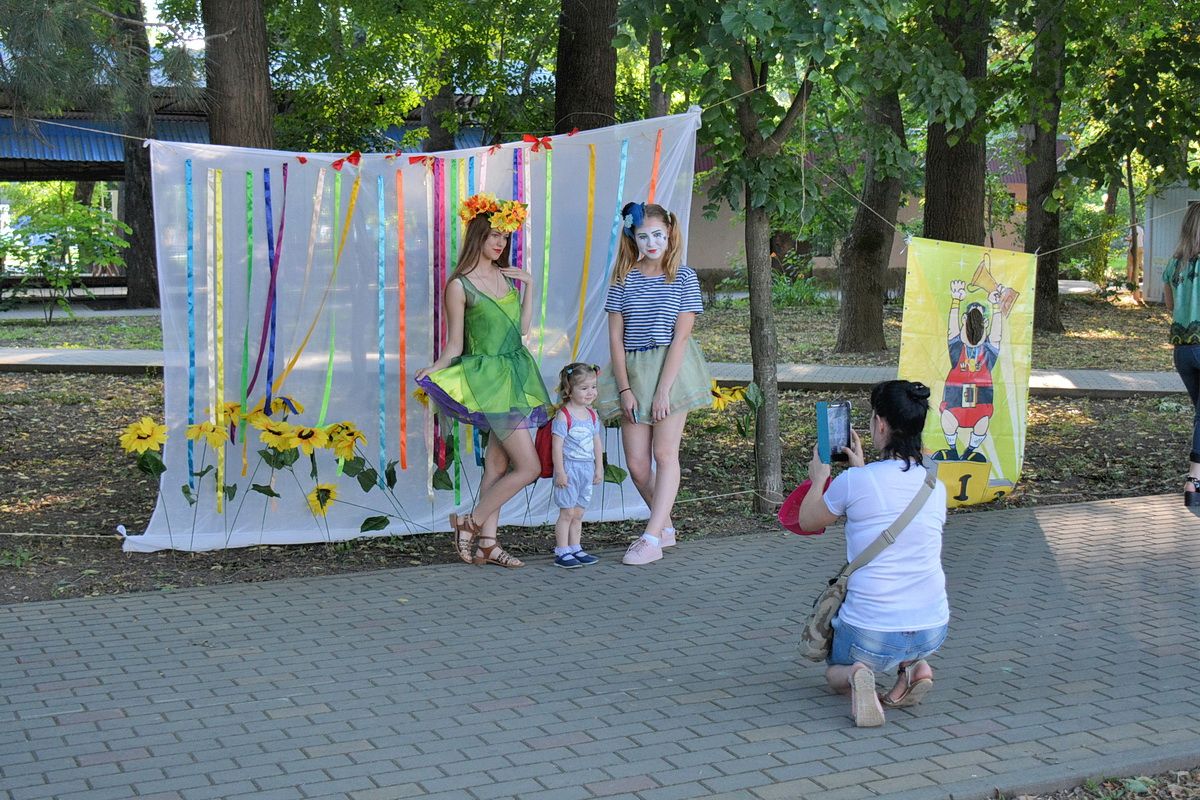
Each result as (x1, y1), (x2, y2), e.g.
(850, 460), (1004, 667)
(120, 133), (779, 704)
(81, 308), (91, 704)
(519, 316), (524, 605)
(908, 382), (931, 400)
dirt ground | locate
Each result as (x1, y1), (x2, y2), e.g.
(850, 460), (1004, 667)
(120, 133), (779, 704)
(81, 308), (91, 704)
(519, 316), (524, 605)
(0, 372), (1191, 605)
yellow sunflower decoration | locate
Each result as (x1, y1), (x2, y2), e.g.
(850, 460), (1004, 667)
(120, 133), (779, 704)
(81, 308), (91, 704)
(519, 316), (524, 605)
(258, 419), (295, 450)
(186, 421), (227, 449)
(325, 421), (366, 460)
(289, 425), (329, 456)
(120, 417), (169, 454)
(710, 381), (748, 412)
(306, 483), (338, 516)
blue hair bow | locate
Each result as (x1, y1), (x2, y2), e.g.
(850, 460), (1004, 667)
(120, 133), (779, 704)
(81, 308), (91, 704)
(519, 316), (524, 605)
(621, 202), (645, 239)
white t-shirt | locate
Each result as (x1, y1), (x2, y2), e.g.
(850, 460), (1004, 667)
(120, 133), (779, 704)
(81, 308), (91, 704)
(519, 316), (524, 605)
(823, 459), (949, 632)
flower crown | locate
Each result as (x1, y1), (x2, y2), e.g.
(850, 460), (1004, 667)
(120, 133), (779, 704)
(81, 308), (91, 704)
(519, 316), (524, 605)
(459, 193), (528, 233)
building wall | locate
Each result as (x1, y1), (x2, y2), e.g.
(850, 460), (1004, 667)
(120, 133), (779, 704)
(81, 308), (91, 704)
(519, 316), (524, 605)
(1145, 183), (1199, 304)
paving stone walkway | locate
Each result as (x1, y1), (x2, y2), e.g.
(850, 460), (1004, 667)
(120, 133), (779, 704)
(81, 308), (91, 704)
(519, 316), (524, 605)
(3, 494), (1198, 800)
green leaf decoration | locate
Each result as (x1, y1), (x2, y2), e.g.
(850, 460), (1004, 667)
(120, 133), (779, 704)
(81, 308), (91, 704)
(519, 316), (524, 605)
(137, 450), (166, 478)
(259, 448), (283, 470)
(432, 468), (453, 490)
(278, 447), (300, 467)
(357, 468), (379, 493)
(342, 456), (366, 477)
(193, 465), (214, 479)
(250, 483), (280, 498)
(223, 484), (238, 502)
(743, 382), (764, 412)
(360, 515), (390, 533)
(385, 460), (398, 490)
(180, 483), (197, 506)
(603, 462), (628, 485)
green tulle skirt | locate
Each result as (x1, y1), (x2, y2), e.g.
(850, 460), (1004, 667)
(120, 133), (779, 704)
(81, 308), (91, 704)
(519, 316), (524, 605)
(598, 338), (713, 424)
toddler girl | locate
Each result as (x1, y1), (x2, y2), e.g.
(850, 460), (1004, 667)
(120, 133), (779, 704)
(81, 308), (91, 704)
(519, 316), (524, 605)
(551, 363), (604, 568)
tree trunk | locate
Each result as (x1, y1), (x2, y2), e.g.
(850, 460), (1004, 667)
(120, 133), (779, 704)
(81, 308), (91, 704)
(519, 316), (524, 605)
(201, 0), (274, 148)
(114, 1), (158, 308)
(74, 181), (96, 206)
(421, 77), (457, 152)
(922, 0), (988, 245)
(745, 197), (783, 511)
(1103, 175), (1120, 215)
(836, 89), (905, 352)
(1126, 154), (1140, 299)
(1025, 0), (1066, 333)
(554, 0), (617, 133)
(649, 30), (668, 118)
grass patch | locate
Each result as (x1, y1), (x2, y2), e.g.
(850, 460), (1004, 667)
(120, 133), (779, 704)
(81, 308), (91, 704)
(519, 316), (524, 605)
(694, 294), (1173, 372)
(0, 315), (162, 349)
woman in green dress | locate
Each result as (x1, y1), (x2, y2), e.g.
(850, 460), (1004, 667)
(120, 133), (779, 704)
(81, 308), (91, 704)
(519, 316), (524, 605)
(415, 194), (553, 567)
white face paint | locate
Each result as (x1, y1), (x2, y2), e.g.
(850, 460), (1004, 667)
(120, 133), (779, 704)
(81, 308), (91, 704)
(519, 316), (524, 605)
(635, 223), (669, 262)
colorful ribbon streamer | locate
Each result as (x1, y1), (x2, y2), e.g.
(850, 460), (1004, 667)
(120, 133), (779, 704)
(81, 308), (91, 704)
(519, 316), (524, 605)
(537, 148), (552, 363)
(185, 160), (195, 489)
(376, 174), (387, 485)
(572, 144), (597, 360)
(648, 128), (663, 204)
(512, 148), (523, 268)
(396, 169), (408, 470)
(239, 171), (254, 445)
(604, 139), (630, 281)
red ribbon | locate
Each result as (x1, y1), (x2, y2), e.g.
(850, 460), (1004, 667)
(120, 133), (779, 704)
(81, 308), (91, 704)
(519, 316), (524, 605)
(487, 144), (503, 155)
(568, 127), (580, 136)
(408, 155), (436, 168)
(523, 133), (553, 152)
(296, 155), (308, 164)
(331, 150), (362, 171)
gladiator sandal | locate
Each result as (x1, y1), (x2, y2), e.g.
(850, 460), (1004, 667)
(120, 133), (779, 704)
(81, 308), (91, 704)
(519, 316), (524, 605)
(472, 536), (524, 568)
(449, 513), (480, 564)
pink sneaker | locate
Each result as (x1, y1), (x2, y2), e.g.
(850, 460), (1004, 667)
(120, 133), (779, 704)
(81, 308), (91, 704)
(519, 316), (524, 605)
(661, 528), (676, 548)
(622, 537), (663, 565)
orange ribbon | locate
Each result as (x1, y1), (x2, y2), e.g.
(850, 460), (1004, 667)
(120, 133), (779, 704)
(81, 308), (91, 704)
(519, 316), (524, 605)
(647, 129), (663, 204)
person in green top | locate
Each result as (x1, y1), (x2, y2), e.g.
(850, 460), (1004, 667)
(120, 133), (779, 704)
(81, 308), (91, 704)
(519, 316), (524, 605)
(416, 194), (553, 567)
(1162, 202), (1200, 506)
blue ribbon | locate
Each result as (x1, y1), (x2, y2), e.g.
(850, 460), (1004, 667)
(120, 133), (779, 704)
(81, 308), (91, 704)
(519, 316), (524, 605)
(185, 159), (195, 488)
(377, 176), (388, 486)
(473, 425), (483, 466)
(263, 167), (278, 412)
(468, 156), (475, 195)
(604, 139), (629, 280)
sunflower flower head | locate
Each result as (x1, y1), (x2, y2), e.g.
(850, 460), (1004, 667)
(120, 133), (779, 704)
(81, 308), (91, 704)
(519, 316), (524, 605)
(412, 387), (429, 407)
(258, 419), (296, 450)
(289, 425), (329, 455)
(710, 381), (747, 412)
(250, 395), (304, 418)
(186, 420), (227, 449)
(307, 483), (338, 516)
(490, 199), (527, 233)
(459, 192), (501, 225)
(119, 417), (169, 454)
(325, 421), (366, 460)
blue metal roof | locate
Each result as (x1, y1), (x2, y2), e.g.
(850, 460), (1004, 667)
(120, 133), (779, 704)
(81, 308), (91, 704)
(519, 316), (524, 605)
(0, 117), (209, 162)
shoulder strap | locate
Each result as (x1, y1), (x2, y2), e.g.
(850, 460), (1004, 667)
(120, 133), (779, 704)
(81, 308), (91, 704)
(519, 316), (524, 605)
(588, 408), (597, 425)
(842, 460), (939, 578)
(562, 407), (573, 430)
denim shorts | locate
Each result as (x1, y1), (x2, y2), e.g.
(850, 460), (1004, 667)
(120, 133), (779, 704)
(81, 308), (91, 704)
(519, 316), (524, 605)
(827, 614), (948, 672)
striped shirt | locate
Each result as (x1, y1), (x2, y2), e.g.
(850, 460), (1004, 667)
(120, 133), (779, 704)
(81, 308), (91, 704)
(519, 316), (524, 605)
(604, 266), (704, 351)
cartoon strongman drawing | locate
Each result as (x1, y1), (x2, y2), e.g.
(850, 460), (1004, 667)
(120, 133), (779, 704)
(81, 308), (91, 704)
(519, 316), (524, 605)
(934, 278), (1005, 462)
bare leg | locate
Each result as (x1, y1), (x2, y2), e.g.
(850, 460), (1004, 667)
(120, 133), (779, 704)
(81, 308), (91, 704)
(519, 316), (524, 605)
(645, 411), (688, 535)
(472, 430), (539, 523)
(476, 437), (509, 540)
(825, 663), (868, 696)
(620, 419), (673, 534)
(568, 507), (583, 547)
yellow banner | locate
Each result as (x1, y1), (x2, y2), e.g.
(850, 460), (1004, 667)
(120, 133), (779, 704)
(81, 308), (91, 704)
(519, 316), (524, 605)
(898, 238), (1036, 507)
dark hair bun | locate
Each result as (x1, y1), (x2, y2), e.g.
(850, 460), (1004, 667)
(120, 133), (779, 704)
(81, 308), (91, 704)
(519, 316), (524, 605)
(908, 382), (930, 400)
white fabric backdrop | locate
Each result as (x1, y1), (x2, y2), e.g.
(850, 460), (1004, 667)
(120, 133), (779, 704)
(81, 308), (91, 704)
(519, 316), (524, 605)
(126, 110), (701, 552)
